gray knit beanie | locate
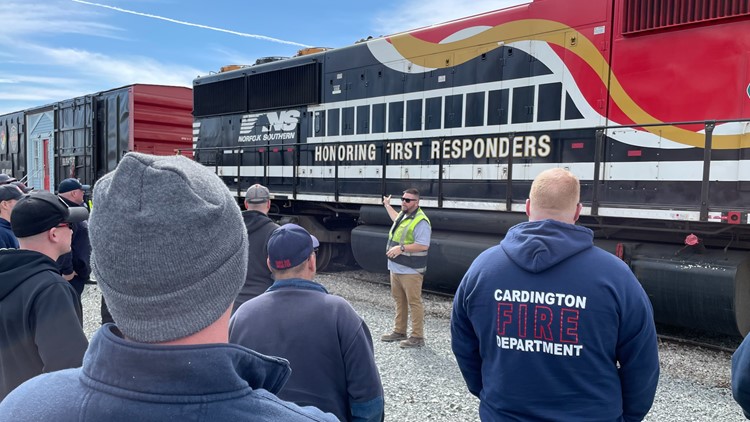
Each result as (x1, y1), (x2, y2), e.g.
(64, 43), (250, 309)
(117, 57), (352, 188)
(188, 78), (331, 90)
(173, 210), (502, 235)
(89, 152), (248, 343)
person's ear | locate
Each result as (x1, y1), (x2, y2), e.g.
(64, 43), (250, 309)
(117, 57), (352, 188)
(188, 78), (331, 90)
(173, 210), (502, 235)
(574, 203), (583, 222)
(266, 257), (273, 272)
(309, 252), (316, 272)
(525, 199), (531, 217)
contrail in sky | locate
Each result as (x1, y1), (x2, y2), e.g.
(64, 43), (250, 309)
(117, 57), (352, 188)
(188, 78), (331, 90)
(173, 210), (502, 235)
(71, 0), (311, 48)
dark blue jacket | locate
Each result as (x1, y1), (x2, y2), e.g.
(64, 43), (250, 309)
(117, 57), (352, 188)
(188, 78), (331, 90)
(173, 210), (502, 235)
(0, 217), (18, 249)
(230, 278), (384, 422)
(56, 197), (91, 296)
(0, 324), (338, 421)
(732, 334), (750, 419)
(451, 219), (659, 422)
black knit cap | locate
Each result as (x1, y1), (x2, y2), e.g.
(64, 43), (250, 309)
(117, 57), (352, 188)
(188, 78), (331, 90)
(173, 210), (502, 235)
(11, 191), (89, 237)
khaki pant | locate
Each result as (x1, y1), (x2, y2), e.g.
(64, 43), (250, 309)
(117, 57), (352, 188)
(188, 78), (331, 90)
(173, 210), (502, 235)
(390, 272), (424, 338)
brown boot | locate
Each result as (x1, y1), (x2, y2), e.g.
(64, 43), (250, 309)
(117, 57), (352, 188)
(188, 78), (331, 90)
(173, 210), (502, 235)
(399, 336), (425, 348)
(380, 332), (407, 342)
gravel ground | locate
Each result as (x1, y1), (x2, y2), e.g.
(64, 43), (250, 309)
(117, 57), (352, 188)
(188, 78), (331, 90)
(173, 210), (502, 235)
(81, 270), (747, 421)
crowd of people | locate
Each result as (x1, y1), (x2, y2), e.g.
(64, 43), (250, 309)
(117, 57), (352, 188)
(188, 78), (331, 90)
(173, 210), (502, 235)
(0, 158), (749, 420)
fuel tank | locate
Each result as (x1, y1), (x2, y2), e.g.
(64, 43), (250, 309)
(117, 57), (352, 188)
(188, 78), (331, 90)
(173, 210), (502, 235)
(352, 206), (750, 336)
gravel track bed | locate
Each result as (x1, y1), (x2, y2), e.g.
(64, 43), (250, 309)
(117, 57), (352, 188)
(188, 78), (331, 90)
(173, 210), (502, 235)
(81, 270), (746, 421)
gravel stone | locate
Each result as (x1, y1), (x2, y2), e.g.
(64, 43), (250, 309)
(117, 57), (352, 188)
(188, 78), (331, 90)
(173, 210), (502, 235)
(80, 269), (747, 421)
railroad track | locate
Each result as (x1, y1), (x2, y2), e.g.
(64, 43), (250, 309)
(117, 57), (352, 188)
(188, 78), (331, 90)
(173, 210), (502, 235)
(657, 334), (737, 354)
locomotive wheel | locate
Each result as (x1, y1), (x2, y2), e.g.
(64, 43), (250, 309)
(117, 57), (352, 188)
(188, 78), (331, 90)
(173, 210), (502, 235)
(315, 242), (333, 271)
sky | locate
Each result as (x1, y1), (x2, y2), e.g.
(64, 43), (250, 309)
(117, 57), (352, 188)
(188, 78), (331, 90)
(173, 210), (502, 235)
(0, 0), (528, 116)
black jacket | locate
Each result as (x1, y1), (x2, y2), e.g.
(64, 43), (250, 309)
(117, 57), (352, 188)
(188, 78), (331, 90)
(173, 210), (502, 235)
(234, 210), (279, 311)
(0, 249), (88, 400)
(56, 197), (91, 296)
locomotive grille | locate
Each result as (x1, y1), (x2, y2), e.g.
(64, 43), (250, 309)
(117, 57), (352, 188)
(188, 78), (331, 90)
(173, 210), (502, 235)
(623, 0), (750, 34)
(194, 77), (246, 117)
(247, 62), (321, 111)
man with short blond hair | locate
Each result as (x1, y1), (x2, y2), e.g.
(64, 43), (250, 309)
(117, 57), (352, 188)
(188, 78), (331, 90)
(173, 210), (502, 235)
(451, 168), (659, 421)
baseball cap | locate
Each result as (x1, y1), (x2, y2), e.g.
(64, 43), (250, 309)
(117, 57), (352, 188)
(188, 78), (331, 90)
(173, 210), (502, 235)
(267, 224), (320, 270)
(10, 181), (33, 193)
(11, 191), (89, 237)
(0, 174), (17, 185)
(58, 178), (91, 194)
(0, 184), (24, 201)
(245, 184), (271, 204)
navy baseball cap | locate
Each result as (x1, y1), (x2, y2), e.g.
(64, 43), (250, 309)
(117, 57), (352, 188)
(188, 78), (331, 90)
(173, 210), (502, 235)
(0, 184), (24, 201)
(11, 191), (89, 237)
(58, 178), (91, 194)
(267, 224), (320, 270)
(0, 174), (17, 185)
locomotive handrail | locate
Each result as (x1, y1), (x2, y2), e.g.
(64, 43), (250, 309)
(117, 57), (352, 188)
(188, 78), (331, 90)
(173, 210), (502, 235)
(176, 117), (750, 221)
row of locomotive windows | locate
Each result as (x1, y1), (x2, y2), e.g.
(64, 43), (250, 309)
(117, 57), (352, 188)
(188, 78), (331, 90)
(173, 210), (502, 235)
(308, 82), (584, 137)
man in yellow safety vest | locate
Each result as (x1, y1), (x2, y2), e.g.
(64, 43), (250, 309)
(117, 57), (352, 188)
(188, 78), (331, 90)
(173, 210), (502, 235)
(381, 188), (431, 348)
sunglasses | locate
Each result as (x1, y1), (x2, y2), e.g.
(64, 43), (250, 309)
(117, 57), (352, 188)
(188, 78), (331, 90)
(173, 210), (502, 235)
(401, 197), (417, 203)
(56, 223), (72, 229)
(313, 247), (319, 255)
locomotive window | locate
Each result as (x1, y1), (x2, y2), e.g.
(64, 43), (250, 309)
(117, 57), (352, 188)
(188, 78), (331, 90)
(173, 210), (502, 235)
(406, 99), (422, 131)
(537, 83), (562, 122)
(388, 102), (404, 132)
(444, 94), (463, 129)
(342, 107), (354, 135)
(466, 92), (485, 127)
(565, 94), (584, 120)
(512, 86), (534, 124)
(425, 97), (442, 130)
(356, 105), (370, 134)
(487, 89), (509, 126)
(314, 110), (326, 135)
(372, 103), (386, 134)
(328, 109), (340, 136)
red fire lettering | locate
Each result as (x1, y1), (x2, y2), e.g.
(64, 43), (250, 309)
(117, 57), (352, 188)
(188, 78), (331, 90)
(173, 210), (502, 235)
(497, 303), (513, 336)
(534, 306), (553, 341)
(560, 309), (579, 343)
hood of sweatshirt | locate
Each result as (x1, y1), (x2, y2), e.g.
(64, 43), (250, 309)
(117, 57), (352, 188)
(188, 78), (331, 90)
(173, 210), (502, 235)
(0, 249), (60, 300)
(500, 219), (594, 273)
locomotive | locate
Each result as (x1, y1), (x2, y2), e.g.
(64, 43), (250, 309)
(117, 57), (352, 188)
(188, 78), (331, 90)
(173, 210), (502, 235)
(0, 84), (193, 190)
(190, 0), (750, 336)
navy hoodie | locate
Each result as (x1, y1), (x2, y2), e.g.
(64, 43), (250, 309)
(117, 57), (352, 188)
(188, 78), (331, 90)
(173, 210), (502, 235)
(732, 335), (750, 418)
(0, 249), (88, 400)
(451, 219), (659, 422)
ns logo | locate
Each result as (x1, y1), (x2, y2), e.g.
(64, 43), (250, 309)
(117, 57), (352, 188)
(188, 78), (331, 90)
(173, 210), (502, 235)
(240, 110), (300, 135)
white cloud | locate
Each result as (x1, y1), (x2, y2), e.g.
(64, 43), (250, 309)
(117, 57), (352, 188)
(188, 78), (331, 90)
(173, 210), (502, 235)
(0, 0), (121, 40)
(0, 42), (201, 115)
(36, 45), (201, 87)
(374, 0), (530, 35)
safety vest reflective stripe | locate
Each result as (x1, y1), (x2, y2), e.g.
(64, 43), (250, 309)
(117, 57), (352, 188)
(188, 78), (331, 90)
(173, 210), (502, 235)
(387, 208), (431, 272)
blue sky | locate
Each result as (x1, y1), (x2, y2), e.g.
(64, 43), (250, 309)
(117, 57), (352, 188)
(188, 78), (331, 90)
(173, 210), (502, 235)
(0, 0), (527, 116)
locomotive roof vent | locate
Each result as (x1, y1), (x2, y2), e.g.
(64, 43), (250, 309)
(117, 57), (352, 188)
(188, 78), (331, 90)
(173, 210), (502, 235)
(219, 64), (249, 73)
(295, 47), (331, 57)
(254, 57), (289, 65)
